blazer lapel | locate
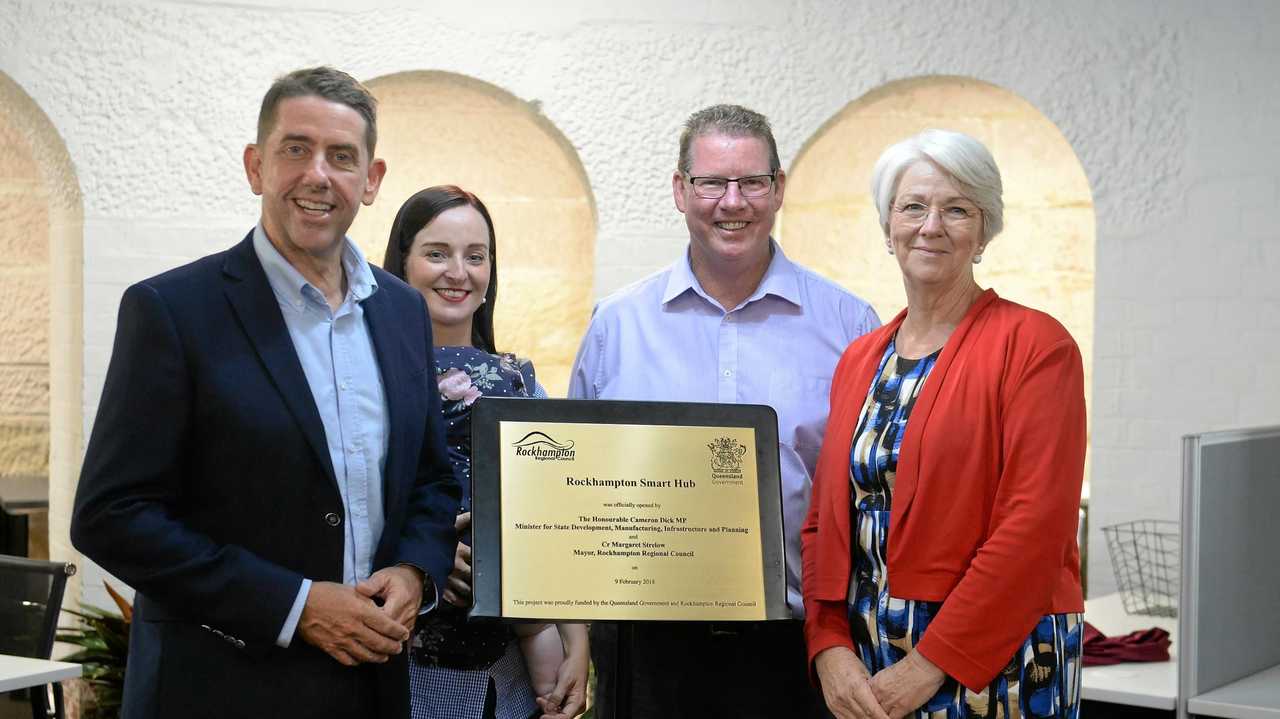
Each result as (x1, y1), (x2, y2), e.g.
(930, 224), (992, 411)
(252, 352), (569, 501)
(221, 233), (338, 490)
(824, 317), (901, 579)
(892, 289), (999, 518)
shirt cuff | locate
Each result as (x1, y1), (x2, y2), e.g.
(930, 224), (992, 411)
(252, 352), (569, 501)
(275, 578), (312, 648)
(419, 576), (438, 615)
(397, 562), (438, 615)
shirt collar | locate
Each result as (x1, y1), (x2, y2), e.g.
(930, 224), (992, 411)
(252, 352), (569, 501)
(252, 223), (378, 311)
(662, 238), (802, 310)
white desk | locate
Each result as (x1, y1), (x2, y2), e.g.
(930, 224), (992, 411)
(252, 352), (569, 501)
(1187, 663), (1280, 719)
(1082, 592), (1178, 710)
(0, 654), (81, 693)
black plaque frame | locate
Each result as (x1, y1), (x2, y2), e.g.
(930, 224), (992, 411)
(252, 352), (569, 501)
(469, 397), (788, 622)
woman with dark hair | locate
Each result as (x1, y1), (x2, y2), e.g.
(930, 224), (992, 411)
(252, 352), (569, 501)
(384, 186), (588, 719)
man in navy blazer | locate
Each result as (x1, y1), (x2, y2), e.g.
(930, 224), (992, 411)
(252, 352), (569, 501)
(71, 67), (459, 718)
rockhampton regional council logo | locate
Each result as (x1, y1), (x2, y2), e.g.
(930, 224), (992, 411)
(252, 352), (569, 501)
(512, 431), (576, 461)
(708, 436), (746, 479)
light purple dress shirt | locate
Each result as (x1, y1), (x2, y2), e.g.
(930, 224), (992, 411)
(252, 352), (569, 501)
(567, 240), (880, 617)
(252, 225), (389, 647)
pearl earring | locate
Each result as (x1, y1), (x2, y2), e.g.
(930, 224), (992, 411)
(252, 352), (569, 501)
(887, 246), (895, 255)
(972, 254), (983, 264)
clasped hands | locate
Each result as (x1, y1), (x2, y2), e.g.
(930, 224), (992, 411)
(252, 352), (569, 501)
(298, 564), (424, 667)
(445, 512), (588, 719)
(814, 646), (947, 719)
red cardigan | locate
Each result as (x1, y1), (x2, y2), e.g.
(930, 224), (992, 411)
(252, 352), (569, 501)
(800, 290), (1086, 692)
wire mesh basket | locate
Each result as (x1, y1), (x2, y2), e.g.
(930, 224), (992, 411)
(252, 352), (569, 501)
(1102, 519), (1180, 617)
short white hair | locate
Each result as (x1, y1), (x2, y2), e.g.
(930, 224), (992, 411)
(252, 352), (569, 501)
(870, 129), (1004, 244)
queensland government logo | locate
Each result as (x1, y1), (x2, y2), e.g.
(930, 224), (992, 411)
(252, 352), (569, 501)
(708, 436), (746, 480)
(512, 431), (576, 461)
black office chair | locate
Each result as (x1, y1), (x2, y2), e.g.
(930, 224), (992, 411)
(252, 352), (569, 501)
(0, 554), (76, 719)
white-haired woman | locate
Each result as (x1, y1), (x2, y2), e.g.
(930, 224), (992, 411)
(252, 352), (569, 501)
(800, 130), (1086, 719)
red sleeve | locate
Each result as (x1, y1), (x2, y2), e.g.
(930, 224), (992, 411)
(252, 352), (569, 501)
(803, 598), (856, 685)
(915, 335), (1086, 691)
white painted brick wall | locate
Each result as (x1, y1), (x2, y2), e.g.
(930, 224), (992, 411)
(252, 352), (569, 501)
(2, 0), (1278, 607)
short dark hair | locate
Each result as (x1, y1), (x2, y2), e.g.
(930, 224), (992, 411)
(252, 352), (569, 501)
(678, 104), (780, 174)
(383, 185), (500, 354)
(257, 66), (378, 154)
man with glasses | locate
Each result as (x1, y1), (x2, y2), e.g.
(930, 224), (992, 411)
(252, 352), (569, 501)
(568, 104), (880, 717)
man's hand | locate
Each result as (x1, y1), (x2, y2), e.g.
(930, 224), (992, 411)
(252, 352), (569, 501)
(442, 512), (472, 607)
(814, 646), (890, 719)
(297, 581), (410, 666)
(536, 624), (589, 718)
(869, 649), (947, 719)
(357, 564), (425, 632)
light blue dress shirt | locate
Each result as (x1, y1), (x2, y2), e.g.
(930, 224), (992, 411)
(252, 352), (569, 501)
(568, 240), (880, 617)
(251, 226), (390, 647)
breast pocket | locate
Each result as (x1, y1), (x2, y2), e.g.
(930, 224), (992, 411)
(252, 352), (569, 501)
(767, 371), (833, 451)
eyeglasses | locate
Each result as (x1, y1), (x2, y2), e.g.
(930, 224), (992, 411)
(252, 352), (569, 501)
(686, 173), (776, 199)
(892, 201), (981, 227)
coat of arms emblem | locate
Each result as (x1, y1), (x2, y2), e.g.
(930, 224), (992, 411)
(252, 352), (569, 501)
(707, 436), (747, 473)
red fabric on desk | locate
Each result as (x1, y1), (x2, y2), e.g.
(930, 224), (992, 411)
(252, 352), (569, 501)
(1082, 621), (1171, 666)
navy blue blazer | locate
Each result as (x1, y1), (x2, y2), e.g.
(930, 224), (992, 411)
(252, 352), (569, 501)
(72, 232), (460, 718)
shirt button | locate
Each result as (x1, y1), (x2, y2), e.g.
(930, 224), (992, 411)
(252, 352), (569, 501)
(324, 512), (342, 527)
(723, 369), (733, 378)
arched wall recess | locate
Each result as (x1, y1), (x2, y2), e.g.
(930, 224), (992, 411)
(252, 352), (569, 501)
(348, 71), (597, 397)
(0, 71), (84, 578)
(781, 75), (1095, 489)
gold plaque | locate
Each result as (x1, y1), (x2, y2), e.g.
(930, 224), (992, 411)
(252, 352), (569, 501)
(470, 399), (788, 622)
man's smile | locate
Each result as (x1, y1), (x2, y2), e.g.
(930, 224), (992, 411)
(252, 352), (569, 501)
(293, 198), (335, 215)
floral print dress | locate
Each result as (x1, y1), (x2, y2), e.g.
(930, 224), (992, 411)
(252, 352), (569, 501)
(846, 340), (1082, 719)
(409, 346), (543, 719)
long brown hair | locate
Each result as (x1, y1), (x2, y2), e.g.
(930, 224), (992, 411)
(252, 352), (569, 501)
(383, 185), (498, 353)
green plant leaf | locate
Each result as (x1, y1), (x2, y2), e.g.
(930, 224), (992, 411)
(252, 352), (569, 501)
(58, 594), (129, 718)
